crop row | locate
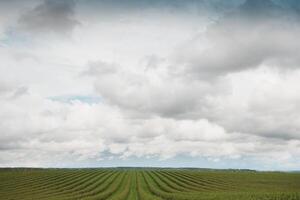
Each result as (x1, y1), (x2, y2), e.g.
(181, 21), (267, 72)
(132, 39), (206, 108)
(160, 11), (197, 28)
(0, 169), (300, 200)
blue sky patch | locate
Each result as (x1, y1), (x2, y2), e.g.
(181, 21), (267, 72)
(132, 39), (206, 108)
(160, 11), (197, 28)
(49, 95), (101, 104)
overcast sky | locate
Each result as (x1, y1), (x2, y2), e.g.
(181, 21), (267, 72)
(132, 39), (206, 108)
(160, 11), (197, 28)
(1, 0), (300, 170)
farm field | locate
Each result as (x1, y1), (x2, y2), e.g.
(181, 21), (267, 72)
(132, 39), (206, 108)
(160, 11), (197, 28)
(0, 168), (300, 200)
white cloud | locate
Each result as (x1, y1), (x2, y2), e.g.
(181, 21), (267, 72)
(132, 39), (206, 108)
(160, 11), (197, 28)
(0, 0), (300, 170)
(203, 67), (300, 140)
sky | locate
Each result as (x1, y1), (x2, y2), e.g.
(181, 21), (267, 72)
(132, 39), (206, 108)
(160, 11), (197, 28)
(1, 0), (300, 170)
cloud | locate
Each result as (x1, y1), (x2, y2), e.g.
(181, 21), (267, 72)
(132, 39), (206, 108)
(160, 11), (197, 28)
(174, 0), (300, 79)
(0, 82), (11, 95)
(2, 90), (299, 168)
(0, 82), (28, 99)
(204, 67), (300, 141)
(79, 62), (300, 169)
(1, 70), (300, 169)
(88, 59), (211, 117)
(0, 92), (110, 166)
(80, 0), (300, 145)
(18, 0), (79, 36)
(1, 0), (300, 170)
(74, 0), (300, 166)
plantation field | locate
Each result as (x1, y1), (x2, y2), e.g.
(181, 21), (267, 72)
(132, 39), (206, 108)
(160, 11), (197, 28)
(0, 168), (300, 200)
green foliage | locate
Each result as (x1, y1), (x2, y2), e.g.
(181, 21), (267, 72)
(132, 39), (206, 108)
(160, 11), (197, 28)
(0, 168), (300, 200)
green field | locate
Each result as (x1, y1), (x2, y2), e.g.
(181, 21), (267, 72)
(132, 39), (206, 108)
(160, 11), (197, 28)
(0, 168), (300, 200)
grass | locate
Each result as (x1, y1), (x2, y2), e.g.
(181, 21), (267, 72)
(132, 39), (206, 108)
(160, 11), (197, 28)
(0, 168), (299, 200)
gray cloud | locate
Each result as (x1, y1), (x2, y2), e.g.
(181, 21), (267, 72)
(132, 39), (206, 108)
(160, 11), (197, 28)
(85, 0), (300, 143)
(1, 0), (300, 169)
(1, 90), (299, 168)
(87, 59), (216, 118)
(175, 0), (300, 79)
(82, 0), (242, 15)
(18, 0), (79, 36)
(81, 61), (118, 77)
(0, 83), (11, 96)
(0, 82), (28, 99)
(274, 0), (300, 14)
(10, 86), (28, 99)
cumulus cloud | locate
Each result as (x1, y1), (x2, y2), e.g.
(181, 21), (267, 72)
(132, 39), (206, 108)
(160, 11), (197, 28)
(73, 0), (300, 168)
(85, 59), (228, 118)
(2, 90), (299, 168)
(205, 67), (300, 141)
(18, 0), (79, 36)
(0, 0), (300, 169)
(175, 0), (300, 79)
(0, 89), (227, 166)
